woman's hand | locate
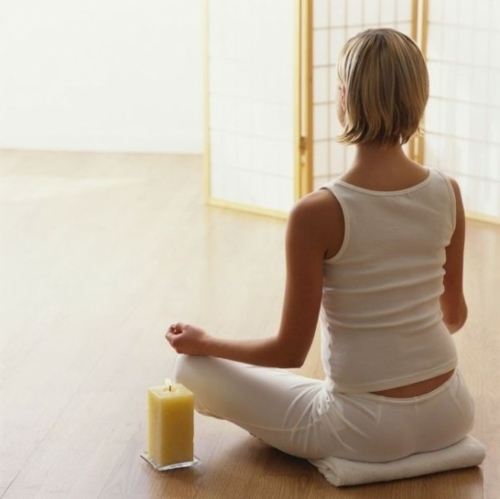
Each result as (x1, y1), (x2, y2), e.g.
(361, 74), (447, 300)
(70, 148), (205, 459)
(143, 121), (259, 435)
(165, 323), (210, 356)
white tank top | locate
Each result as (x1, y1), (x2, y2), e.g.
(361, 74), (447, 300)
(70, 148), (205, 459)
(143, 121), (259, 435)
(320, 167), (458, 393)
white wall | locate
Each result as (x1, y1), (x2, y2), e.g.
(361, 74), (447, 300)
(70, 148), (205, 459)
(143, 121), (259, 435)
(0, 0), (203, 153)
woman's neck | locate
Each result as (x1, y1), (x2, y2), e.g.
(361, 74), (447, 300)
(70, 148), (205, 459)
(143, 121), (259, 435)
(340, 142), (428, 191)
(351, 143), (408, 169)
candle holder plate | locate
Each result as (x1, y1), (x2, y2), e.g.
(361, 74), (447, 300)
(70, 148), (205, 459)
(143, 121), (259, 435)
(140, 452), (200, 471)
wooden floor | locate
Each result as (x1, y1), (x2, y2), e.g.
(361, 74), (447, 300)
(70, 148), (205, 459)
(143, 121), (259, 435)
(0, 151), (498, 499)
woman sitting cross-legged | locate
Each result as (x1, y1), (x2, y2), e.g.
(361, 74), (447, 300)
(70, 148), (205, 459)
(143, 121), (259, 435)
(165, 28), (475, 466)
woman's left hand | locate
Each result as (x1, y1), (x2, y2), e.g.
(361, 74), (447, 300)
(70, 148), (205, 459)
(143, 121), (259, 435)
(165, 323), (210, 356)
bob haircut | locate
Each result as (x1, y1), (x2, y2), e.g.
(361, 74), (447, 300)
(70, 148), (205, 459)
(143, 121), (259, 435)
(337, 28), (429, 146)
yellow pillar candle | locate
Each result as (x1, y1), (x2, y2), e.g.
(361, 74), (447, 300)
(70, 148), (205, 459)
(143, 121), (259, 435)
(147, 380), (194, 467)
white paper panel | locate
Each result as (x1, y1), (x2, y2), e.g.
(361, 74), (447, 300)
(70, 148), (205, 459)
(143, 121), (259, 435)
(425, 0), (500, 218)
(207, 0), (295, 213)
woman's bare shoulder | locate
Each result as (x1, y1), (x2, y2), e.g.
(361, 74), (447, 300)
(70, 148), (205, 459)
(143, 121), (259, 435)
(289, 189), (344, 260)
(293, 188), (341, 213)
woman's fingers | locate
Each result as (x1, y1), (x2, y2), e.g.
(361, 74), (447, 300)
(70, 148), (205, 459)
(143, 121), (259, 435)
(166, 323), (187, 350)
(168, 322), (185, 334)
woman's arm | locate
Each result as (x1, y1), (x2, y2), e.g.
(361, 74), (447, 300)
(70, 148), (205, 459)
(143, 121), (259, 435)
(440, 177), (468, 334)
(166, 190), (341, 368)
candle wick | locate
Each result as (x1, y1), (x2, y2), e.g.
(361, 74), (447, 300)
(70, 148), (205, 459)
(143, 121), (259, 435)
(169, 385), (172, 392)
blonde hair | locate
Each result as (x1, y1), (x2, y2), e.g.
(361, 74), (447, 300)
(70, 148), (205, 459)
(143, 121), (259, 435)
(337, 28), (429, 146)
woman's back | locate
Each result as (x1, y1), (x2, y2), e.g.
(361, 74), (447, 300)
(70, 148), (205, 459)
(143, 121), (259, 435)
(319, 167), (458, 394)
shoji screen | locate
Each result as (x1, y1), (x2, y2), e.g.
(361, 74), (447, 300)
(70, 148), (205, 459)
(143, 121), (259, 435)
(425, 0), (500, 221)
(205, 1), (297, 216)
(311, 0), (417, 190)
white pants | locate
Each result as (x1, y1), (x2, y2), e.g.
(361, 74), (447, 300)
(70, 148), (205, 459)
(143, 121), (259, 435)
(174, 355), (475, 462)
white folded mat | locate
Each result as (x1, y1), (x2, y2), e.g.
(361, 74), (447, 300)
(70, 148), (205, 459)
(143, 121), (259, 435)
(309, 435), (486, 487)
